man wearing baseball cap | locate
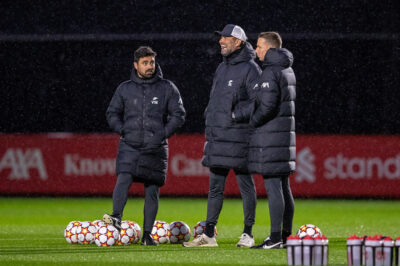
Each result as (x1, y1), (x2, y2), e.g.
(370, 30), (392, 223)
(184, 24), (261, 247)
(215, 24), (248, 43)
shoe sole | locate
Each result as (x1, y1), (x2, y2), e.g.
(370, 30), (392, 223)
(102, 214), (122, 231)
(236, 243), (254, 247)
(102, 214), (113, 225)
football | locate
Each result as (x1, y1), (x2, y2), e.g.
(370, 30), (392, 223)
(117, 221), (136, 245)
(64, 221), (81, 244)
(297, 224), (322, 238)
(151, 220), (170, 244)
(127, 220), (142, 244)
(92, 220), (105, 229)
(169, 221), (191, 244)
(77, 221), (97, 244)
(193, 221), (218, 238)
(94, 224), (120, 247)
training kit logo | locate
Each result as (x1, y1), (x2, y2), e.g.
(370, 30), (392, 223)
(0, 148), (48, 180)
(296, 147), (316, 183)
(151, 97), (159, 104)
(228, 80), (233, 87)
(261, 82), (269, 88)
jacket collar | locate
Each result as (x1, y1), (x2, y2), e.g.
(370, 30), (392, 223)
(223, 42), (256, 65)
(262, 48), (293, 69)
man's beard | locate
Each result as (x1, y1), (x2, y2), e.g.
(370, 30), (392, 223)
(221, 47), (233, 57)
(139, 69), (155, 79)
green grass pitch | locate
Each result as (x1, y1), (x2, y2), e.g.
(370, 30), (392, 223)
(0, 197), (399, 265)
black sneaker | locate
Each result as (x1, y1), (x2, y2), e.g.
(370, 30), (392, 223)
(102, 214), (121, 231)
(251, 237), (282, 249)
(141, 233), (158, 246)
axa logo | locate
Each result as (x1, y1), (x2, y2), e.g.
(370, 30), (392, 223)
(151, 97), (159, 104)
(296, 147), (315, 183)
(228, 80), (233, 87)
(253, 84), (259, 90)
(0, 148), (48, 180)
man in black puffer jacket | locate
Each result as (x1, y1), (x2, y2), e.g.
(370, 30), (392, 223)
(249, 32), (296, 250)
(184, 25), (261, 248)
(103, 46), (185, 246)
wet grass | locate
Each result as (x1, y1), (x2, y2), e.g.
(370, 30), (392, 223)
(0, 197), (399, 265)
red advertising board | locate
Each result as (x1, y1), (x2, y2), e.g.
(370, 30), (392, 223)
(0, 134), (399, 197)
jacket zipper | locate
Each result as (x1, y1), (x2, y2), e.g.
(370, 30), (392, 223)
(142, 85), (146, 145)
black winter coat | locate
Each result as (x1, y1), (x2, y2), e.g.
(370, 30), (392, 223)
(248, 48), (296, 176)
(106, 65), (185, 186)
(202, 42), (261, 171)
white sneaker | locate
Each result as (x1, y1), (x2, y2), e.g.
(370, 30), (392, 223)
(236, 233), (255, 247)
(183, 234), (218, 247)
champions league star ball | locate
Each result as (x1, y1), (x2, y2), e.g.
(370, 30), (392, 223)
(127, 220), (142, 244)
(64, 221), (81, 244)
(117, 221), (136, 245)
(151, 220), (170, 244)
(95, 224), (120, 247)
(77, 221), (97, 244)
(92, 220), (105, 229)
(169, 221), (191, 244)
(193, 221), (218, 238)
(297, 224), (322, 238)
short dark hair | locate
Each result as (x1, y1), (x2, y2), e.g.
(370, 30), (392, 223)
(258, 32), (282, 48)
(134, 46), (157, 62)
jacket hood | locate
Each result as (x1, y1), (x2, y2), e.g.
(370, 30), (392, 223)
(223, 42), (256, 65)
(130, 64), (163, 84)
(263, 48), (293, 68)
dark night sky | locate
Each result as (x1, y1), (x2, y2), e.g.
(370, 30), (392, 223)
(1, 0), (399, 134)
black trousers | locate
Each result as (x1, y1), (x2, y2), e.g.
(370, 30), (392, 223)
(264, 175), (295, 234)
(206, 167), (257, 228)
(112, 173), (160, 232)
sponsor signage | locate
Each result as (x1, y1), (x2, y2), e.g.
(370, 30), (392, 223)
(0, 134), (399, 197)
(293, 135), (400, 196)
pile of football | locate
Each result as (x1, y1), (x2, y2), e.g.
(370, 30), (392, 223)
(64, 220), (215, 247)
(64, 220), (141, 247)
(150, 220), (217, 244)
